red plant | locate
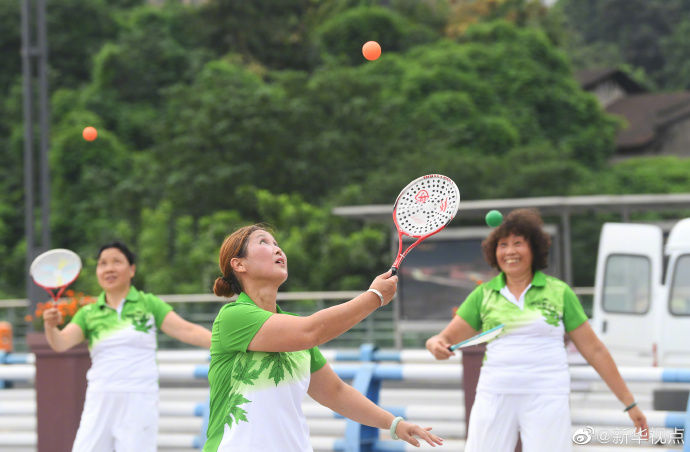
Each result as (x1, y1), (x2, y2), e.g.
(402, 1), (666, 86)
(26, 290), (96, 330)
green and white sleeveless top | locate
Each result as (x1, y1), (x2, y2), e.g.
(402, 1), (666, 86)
(70, 286), (173, 392)
(457, 271), (587, 394)
(204, 293), (327, 452)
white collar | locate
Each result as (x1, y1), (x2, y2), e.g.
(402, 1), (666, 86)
(500, 284), (531, 310)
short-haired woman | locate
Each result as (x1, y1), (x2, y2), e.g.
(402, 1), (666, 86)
(43, 241), (212, 452)
(425, 209), (648, 452)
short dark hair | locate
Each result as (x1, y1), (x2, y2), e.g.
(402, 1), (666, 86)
(481, 208), (551, 272)
(96, 241), (136, 265)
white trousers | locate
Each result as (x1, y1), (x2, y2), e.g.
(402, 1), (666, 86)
(71, 391), (158, 452)
(465, 392), (572, 452)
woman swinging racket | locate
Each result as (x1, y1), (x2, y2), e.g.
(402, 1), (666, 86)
(203, 224), (444, 451)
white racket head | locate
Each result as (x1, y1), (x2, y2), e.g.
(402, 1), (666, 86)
(393, 174), (460, 238)
(449, 324), (504, 351)
(29, 248), (82, 289)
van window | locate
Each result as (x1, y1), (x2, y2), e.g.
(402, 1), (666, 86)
(602, 254), (650, 314)
(669, 254), (690, 316)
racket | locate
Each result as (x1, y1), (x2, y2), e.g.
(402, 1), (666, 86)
(29, 248), (82, 304)
(391, 174), (460, 276)
(448, 324), (504, 351)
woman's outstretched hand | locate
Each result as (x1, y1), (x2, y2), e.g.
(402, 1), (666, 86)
(369, 270), (398, 307)
(627, 405), (648, 439)
(395, 420), (444, 447)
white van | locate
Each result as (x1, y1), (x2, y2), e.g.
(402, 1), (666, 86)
(591, 218), (690, 409)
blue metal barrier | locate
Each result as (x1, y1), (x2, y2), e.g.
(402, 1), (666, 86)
(3, 344), (687, 451)
(193, 343), (690, 451)
(0, 352), (32, 365)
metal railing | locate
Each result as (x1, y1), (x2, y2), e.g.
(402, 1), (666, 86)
(1, 287), (596, 353)
(0, 345), (688, 451)
(0, 291), (396, 352)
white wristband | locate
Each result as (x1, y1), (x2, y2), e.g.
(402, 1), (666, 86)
(390, 416), (404, 440)
(367, 288), (384, 307)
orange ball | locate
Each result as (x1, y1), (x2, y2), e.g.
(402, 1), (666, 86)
(82, 126), (98, 142)
(362, 41), (381, 61)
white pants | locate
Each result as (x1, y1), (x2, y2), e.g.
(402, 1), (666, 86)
(465, 392), (572, 452)
(71, 391), (158, 452)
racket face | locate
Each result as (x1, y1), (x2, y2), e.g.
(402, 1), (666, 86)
(30, 249), (82, 289)
(450, 324), (504, 351)
(393, 174), (460, 238)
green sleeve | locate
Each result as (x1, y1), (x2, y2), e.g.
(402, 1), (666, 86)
(70, 304), (88, 338)
(456, 285), (484, 331)
(216, 304), (273, 353)
(309, 346), (327, 373)
(146, 294), (174, 329)
(563, 286), (588, 332)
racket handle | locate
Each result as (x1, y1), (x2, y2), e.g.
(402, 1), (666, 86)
(390, 267), (398, 276)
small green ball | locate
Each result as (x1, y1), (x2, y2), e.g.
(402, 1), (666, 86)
(485, 210), (503, 227)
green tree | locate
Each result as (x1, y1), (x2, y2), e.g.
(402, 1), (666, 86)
(580, 157), (690, 195)
(447, 0), (553, 38)
(91, 6), (203, 105)
(49, 112), (131, 248)
(335, 22), (614, 202)
(313, 5), (438, 66)
(0, 0), (662, 299)
(556, 0), (690, 88)
(0, 2), (20, 95)
(196, 0), (319, 70)
(660, 19), (690, 90)
(47, 0), (119, 89)
(250, 189), (389, 291)
(87, 4), (213, 151)
(148, 58), (297, 217)
(136, 201), (174, 293)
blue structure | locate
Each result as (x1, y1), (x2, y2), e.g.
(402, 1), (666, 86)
(0, 346), (688, 451)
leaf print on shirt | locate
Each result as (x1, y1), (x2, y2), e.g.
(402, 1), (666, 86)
(90, 327), (103, 343)
(533, 300), (560, 327)
(226, 391), (250, 426)
(258, 352), (299, 386)
(232, 355), (262, 386)
(131, 313), (152, 333)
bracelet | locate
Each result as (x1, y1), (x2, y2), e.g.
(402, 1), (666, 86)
(623, 401), (637, 412)
(390, 416), (404, 440)
(367, 288), (384, 307)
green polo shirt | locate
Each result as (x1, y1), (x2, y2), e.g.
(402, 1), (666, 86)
(458, 271), (587, 334)
(456, 271), (587, 394)
(204, 293), (327, 451)
(70, 286), (173, 392)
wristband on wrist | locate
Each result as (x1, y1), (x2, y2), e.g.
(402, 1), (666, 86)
(367, 288), (384, 307)
(390, 416), (404, 440)
(623, 401), (637, 412)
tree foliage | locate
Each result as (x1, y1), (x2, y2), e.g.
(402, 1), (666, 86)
(555, 0), (690, 89)
(1, 0), (688, 297)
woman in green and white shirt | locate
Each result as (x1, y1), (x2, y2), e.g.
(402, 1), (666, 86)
(204, 224), (443, 451)
(425, 209), (648, 452)
(42, 242), (212, 452)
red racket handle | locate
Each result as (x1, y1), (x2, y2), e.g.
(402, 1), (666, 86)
(390, 267), (398, 276)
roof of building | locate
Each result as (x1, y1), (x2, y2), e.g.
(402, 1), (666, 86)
(576, 68), (690, 151)
(607, 91), (690, 150)
(575, 68), (646, 94)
